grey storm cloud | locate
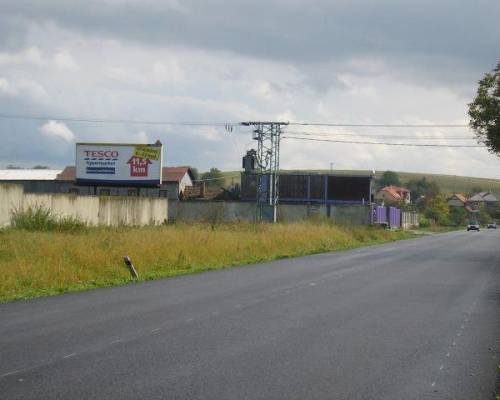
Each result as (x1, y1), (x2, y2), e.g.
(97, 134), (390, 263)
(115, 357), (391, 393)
(2, 0), (499, 71)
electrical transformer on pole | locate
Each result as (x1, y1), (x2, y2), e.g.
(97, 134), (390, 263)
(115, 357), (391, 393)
(241, 121), (289, 223)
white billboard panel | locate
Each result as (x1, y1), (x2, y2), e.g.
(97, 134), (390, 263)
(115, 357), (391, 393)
(75, 143), (163, 186)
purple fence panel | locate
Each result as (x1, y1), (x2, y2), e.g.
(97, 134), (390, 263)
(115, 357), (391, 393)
(388, 207), (401, 228)
(371, 205), (387, 224)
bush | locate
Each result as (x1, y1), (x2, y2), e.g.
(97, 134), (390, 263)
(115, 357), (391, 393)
(477, 208), (492, 225)
(11, 206), (87, 232)
(419, 216), (430, 228)
(448, 207), (467, 226)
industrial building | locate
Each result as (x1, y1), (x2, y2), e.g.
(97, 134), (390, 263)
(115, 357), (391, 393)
(240, 172), (374, 205)
(0, 166), (195, 200)
(0, 169), (64, 193)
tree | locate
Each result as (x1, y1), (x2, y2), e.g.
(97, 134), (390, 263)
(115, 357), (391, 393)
(377, 171), (401, 188)
(448, 207), (467, 226)
(406, 177), (440, 201)
(32, 165), (50, 170)
(424, 194), (449, 225)
(201, 167), (224, 187)
(6, 164), (22, 169)
(468, 61), (500, 155)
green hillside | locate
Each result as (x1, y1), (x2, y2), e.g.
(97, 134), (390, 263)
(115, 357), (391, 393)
(218, 170), (500, 195)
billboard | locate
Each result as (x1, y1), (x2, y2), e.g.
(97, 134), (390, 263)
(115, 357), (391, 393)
(75, 142), (163, 186)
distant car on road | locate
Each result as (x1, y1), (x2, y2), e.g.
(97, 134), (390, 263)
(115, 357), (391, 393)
(467, 222), (480, 231)
(487, 222), (496, 229)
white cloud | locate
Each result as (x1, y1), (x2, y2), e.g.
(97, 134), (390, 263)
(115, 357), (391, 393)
(134, 131), (149, 143)
(0, 47), (45, 67)
(39, 121), (75, 142)
(0, 77), (47, 100)
(152, 61), (184, 85)
(53, 50), (79, 70)
(0, 77), (16, 95)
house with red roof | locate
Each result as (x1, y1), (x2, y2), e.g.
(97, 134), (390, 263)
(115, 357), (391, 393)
(447, 193), (468, 207)
(375, 185), (411, 204)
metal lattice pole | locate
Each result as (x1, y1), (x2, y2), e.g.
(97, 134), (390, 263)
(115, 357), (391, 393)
(241, 122), (288, 223)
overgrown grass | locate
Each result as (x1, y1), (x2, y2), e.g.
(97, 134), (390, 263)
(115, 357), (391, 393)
(11, 205), (87, 233)
(0, 222), (413, 303)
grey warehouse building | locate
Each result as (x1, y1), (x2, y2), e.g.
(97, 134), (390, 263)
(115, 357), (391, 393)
(0, 166), (195, 200)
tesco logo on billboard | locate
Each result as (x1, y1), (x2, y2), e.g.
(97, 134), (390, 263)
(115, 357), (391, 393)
(84, 150), (119, 158)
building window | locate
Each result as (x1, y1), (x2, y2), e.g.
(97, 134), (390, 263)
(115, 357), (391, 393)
(99, 189), (110, 196)
(68, 188), (79, 195)
(128, 189), (139, 196)
(159, 190), (168, 198)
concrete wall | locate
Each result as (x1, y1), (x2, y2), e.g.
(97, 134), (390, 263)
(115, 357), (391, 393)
(0, 184), (168, 227)
(402, 211), (420, 230)
(329, 205), (371, 225)
(278, 204), (329, 222)
(0, 184), (24, 227)
(173, 201), (371, 224)
(175, 201), (257, 222)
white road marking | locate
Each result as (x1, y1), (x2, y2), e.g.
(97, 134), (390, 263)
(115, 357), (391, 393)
(452, 341), (456, 346)
(431, 381), (436, 387)
(446, 352), (450, 357)
(63, 353), (76, 359)
(309, 282), (317, 286)
(460, 324), (465, 329)
(439, 365), (444, 370)
(1, 370), (19, 378)
(110, 339), (122, 344)
(151, 328), (161, 334)
(186, 318), (194, 322)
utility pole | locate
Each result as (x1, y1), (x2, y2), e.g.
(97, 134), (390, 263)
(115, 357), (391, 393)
(241, 121), (289, 223)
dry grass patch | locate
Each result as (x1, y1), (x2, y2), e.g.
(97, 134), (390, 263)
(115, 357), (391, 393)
(0, 222), (412, 302)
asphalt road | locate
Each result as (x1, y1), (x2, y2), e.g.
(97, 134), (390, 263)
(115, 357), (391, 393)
(1, 230), (499, 400)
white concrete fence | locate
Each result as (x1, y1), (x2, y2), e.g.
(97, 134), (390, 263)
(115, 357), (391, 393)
(0, 184), (168, 227)
(401, 211), (420, 230)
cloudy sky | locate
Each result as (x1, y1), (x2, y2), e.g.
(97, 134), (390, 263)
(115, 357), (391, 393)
(0, 0), (499, 178)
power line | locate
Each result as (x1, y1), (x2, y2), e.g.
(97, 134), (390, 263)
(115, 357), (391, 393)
(0, 113), (470, 129)
(284, 131), (476, 140)
(288, 122), (469, 128)
(282, 136), (486, 148)
(0, 114), (235, 127)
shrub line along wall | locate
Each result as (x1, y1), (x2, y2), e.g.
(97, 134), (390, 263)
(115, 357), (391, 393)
(0, 184), (168, 227)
